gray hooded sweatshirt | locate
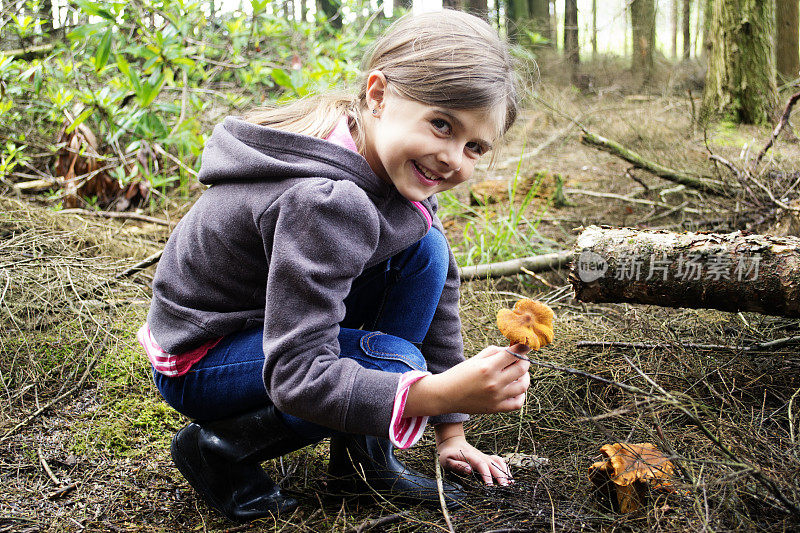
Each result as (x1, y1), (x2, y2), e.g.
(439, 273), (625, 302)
(147, 117), (468, 437)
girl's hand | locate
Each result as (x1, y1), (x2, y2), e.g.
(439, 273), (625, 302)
(437, 433), (513, 486)
(439, 344), (531, 415)
(404, 344), (530, 417)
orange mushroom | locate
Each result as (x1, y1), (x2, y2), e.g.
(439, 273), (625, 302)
(496, 299), (554, 350)
(588, 442), (676, 513)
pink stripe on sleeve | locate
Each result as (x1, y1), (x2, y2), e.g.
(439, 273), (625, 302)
(136, 323), (221, 377)
(410, 201), (432, 231)
(390, 370), (431, 449)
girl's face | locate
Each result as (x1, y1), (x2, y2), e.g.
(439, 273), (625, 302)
(363, 72), (501, 203)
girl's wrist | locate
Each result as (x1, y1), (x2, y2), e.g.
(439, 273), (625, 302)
(404, 373), (448, 417)
(434, 421), (465, 447)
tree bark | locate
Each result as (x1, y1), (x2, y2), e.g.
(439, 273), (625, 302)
(776, 0), (800, 80)
(570, 226), (800, 318)
(564, 0), (579, 71)
(702, 0), (777, 125)
(630, 0), (656, 84)
(701, 0), (712, 58)
(683, 0), (692, 59)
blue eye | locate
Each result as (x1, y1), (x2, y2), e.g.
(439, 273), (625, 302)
(431, 118), (451, 134)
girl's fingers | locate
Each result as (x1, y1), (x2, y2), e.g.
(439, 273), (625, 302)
(500, 358), (530, 379)
(443, 449), (515, 486)
(473, 460), (494, 485)
(488, 456), (513, 485)
(508, 343), (530, 356)
(475, 345), (503, 359)
(442, 456), (472, 475)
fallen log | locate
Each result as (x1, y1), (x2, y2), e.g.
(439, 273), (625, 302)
(579, 129), (728, 196)
(569, 225), (800, 317)
(459, 251), (572, 281)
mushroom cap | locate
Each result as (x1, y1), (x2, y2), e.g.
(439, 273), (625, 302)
(587, 442), (676, 513)
(496, 299), (555, 350)
(589, 442), (675, 488)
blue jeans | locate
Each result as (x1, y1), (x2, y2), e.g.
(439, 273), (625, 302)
(153, 229), (449, 440)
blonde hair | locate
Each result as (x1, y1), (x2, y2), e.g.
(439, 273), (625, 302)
(245, 9), (518, 155)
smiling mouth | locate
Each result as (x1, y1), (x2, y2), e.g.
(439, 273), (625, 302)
(413, 161), (443, 182)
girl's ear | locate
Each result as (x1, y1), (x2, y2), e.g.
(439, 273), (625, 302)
(365, 71), (388, 114)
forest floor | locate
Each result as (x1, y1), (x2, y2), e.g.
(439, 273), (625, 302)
(2, 56), (800, 532)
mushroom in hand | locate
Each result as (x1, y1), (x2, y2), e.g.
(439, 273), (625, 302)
(496, 299), (554, 350)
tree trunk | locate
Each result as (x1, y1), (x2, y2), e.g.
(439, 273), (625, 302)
(300, 0), (308, 23)
(630, 0), (656, 85)
(623, 3), (629, 57)
(40, 0), (53, 35)
(592, 0), (597, 59)
(701, 0), (712, 58)
(443, 0), (461, 8)
(580, 130), (725, 195)
(397, 0), (413, 13)
(318, 0), (342, 29)
(530, 0), (552, 44)
(671, 0), (679, 59)
(683, 0), (692, 58)
(570, 226), (800, 318)
(466, 0), (490, 21)
(506, 0), (530, 44)
(702, 0), (777, 125)
(776, 0), (800, 80)
(564, 0), (579, 70)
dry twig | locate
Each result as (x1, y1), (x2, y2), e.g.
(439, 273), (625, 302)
(435, 455), (455, 533)
(56, 208), (173, 227)
(753, 90), (800, 171)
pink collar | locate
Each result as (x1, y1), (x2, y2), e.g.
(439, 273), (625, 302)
(325, 116), (358, 153)
(325, 116), (431, 231)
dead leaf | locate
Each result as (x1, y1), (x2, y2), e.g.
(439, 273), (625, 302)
(502, 452), (549, 469)
(54, 112), (149, 210)
(55, 112), (119, 208)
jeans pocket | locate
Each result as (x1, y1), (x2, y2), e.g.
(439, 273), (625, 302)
(356, 331), (427, 373)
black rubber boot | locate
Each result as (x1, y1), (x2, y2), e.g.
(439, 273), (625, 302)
(170, 405), (310, 521)
(328, 434), (466, 509)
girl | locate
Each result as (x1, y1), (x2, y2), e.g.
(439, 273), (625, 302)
(138, 9), (531, 521)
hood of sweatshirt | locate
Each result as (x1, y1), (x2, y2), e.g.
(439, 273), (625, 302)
(198, 117), (394, 200)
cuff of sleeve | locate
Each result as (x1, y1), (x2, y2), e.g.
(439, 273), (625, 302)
(390, 370), (430, 449)
(430, 412), (470, 426)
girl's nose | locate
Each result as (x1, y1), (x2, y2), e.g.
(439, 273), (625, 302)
(438, 143), (463, 173)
